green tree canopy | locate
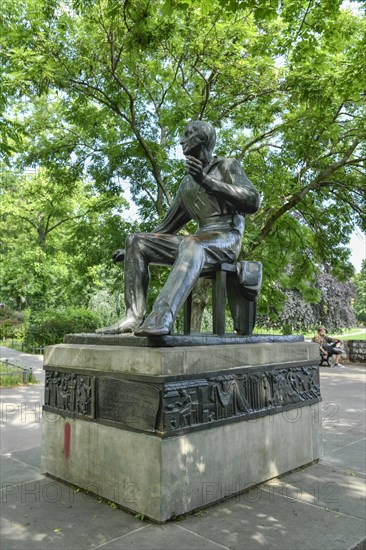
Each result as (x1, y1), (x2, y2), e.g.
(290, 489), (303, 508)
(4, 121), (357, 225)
(0, 166), (131, 309)
(353, 260), (366, 325)
(1, 0), (365, 321)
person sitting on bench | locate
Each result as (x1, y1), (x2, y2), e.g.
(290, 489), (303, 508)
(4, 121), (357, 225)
(314, 326), (345, 368)
(97, 120), (261, 336)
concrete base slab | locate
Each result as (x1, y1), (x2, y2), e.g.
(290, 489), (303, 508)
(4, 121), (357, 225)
(41, 341), (323, 522)
(42, 403), (322, 523)
(44, 341), (319, 376)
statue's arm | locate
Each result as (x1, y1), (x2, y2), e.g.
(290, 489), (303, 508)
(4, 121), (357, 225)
(202, 158), (261, 214)
(152, 193), (191, 234)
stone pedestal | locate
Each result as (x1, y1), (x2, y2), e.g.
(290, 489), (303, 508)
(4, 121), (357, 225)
(42, 336), (323, 522)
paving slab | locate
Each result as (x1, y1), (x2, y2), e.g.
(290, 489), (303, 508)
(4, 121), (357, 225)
(178, 486), (366, 550)
(264, 461), (366, 519)
(1, 384), (44, 455)
(96, 523), (231, 550)
(322, 427), (366, 454)
(1, 476), (143, 550)
(320, 439), (366, 475)
(1, 455), (44, 486)
(10, 447), (42, 470)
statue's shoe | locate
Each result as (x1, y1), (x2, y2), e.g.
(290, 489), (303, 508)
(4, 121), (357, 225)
(134, 310), (173, 337)
(95, 317), (141, 334)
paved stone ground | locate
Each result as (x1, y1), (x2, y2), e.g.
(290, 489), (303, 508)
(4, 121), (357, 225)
(1, 346), (365, 550)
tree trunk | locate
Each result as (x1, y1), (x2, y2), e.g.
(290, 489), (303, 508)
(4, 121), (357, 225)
(156, 184), (164, 216)
(191, 278), (211, 332)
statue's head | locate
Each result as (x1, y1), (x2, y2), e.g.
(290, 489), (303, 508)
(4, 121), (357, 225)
(180, 121), (216, 159)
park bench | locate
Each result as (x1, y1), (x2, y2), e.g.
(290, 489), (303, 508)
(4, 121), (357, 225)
(319, 350), (332, 367)
(318, 340), (345, 367)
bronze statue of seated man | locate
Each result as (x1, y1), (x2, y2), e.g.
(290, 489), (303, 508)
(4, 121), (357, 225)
(97, 120), (261, 337)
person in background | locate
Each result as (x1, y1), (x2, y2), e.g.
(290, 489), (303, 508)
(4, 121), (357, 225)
(314, 326), (345, 368)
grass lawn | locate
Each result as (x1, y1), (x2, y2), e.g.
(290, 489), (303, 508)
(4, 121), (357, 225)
(0, 361), (38, 387)
(303, 328), (365, 340)
(331, 327), (366, 340)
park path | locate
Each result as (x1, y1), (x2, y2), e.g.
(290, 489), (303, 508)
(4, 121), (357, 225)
(0, 345), (45, 383)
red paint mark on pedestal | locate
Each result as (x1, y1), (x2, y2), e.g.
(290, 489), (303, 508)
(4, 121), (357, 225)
(64, 422), (71, 462)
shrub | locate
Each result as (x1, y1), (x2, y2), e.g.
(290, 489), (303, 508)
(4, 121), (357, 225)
(88, 289), (125, 327)
(0, 306), (26, 340)
(24, 307), (101, 348)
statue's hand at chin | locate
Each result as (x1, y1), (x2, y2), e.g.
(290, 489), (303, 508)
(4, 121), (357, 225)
(185, 155), (204, 184)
